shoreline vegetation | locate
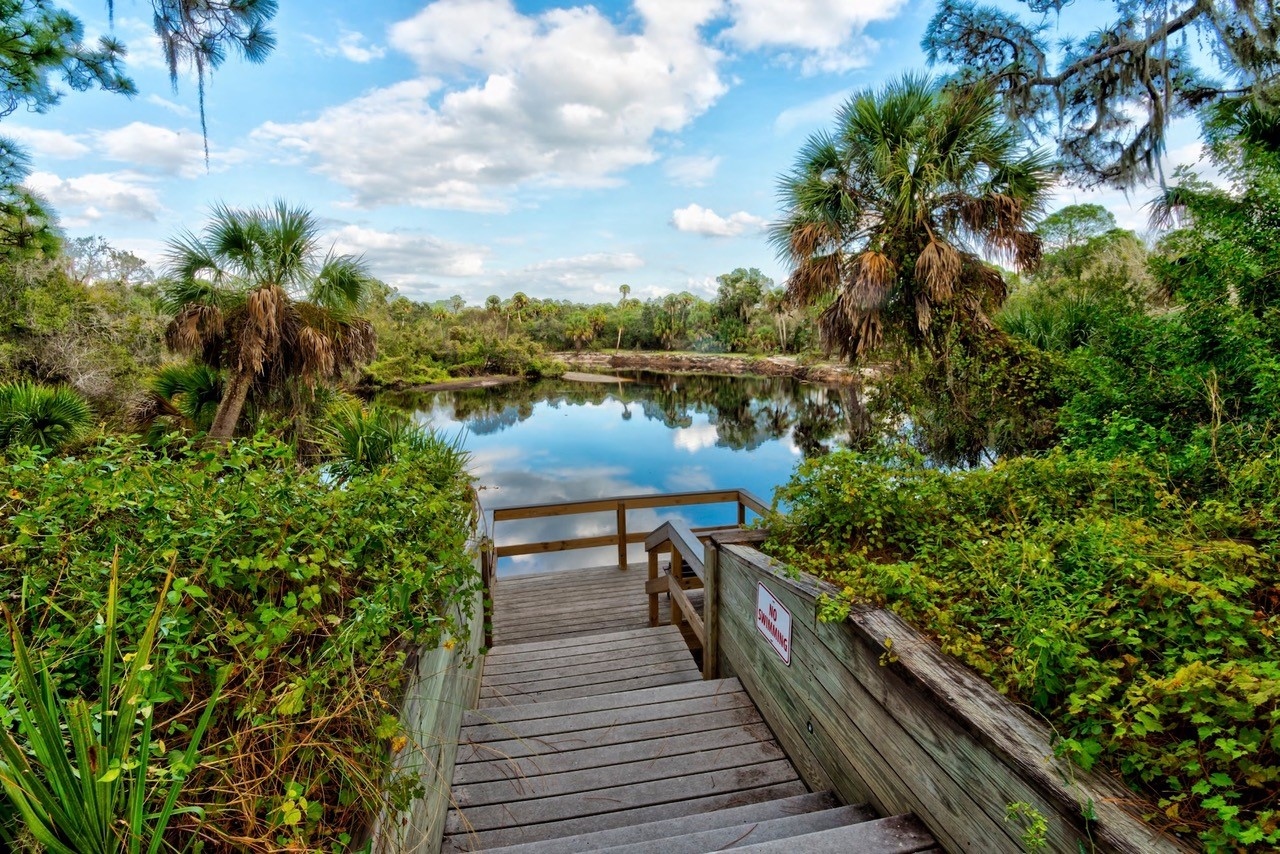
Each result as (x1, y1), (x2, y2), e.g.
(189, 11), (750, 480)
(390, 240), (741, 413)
(359, 352), (868, 393)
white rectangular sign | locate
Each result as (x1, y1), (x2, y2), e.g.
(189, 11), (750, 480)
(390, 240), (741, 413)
(755, 582), (792, 665)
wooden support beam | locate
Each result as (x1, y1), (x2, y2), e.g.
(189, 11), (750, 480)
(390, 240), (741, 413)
(668, 574), (705, 647)
(616, 501), (627, 571)
(703, 544), (719, 679)
(647, 550), (659, 627)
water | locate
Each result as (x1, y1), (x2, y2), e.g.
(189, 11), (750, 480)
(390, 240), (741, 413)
(380, 371), (858, 575)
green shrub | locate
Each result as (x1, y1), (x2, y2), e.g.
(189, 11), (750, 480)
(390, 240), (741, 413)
(0, 382), (93, 452)
(767, 447), (1280, 850)
(362, 354), (450, 387)
(322, 401), (466, 482)
(0, 435), (479, 850)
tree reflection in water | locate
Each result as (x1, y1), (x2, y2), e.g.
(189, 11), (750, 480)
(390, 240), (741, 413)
(378, 371), (857, 458)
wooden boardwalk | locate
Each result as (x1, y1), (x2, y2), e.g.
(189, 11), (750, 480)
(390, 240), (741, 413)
(490, 564), (701, 646)
(442, 565), (939, 853)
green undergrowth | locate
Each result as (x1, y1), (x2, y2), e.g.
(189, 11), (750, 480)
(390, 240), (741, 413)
(765, 447), (1280, 851)
(0, 435), (480, 851)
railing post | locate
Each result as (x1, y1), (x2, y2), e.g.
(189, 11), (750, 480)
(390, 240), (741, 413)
(648, 549), (659, 626)
(616, 501), (627, 571)
(703, 539), (719, 679)
(737, 499), (746, 527)
(668, 546), (681, 626)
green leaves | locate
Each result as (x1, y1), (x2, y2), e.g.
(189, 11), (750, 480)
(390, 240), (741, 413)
(0, 381), (93, 452)
(0, 556), (223, 854)
(767, 445), (1280, 849)
(0, 434), (478, 849)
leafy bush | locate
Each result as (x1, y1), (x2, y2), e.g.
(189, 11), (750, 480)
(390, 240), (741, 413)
(363, 354), (450, 387)
(766, 447), (1280, 851)
(0, 381), (93, 451)
(0, 435), (480, 850)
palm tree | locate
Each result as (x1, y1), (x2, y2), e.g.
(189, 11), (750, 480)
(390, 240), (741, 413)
(564, 313), (594, 352)
(161, 201), (376, 442)
(771, 74), (1053, 361)
(510, 291), (530, 322)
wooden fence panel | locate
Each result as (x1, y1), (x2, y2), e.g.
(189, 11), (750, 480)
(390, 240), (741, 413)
(712, 540), (1193, 854)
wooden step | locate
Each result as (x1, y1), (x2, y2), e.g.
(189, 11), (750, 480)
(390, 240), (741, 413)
(588, 803), (877, 853)
(485, 625), (683, 660)
(446, 673), (806, 852)
(730, 814), (937, 853)
(441, 782), (809, 852)
(463, 675), (744, 729)
(476, 792), (841, 853)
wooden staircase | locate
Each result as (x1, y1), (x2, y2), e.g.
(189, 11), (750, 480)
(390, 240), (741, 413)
(443, 625), (938, 853)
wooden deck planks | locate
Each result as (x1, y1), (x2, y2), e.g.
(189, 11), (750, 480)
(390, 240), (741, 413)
(455, 704), (766, 764)
(453, 720), (779, 785)
(444, 569), (818, 853)
(491, 562), (679, 644)
(477, 626), (702, 709)
(441, 782), (811, 852)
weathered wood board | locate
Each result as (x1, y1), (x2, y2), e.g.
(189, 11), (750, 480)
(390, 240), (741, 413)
(711, 540), (1196, 854)
(369, 585), (485, 854)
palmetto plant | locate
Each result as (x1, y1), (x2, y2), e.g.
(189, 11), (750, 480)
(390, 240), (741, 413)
(161, 201), (376, 442)
(771, 74), (1053, 361)
(0, 559), (224, 853)
(130, 363), (224, 442)
(322, 401), (467, 482)
(0, 382), (93, 452)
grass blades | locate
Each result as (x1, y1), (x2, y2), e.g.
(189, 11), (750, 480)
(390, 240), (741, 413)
(0, 555), (223, 853)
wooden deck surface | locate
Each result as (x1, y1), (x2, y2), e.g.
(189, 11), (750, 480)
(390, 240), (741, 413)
(446, 633), (807, 851)
(491, 563), (699, 646)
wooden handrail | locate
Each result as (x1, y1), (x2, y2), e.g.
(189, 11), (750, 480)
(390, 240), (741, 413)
(644, 520), (706, 580)
(483, 487), (768, 573)
(491, 488), (767, 521)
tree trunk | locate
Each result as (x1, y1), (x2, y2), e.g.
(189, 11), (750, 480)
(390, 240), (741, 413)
(207, 368), (253, 443)
(616, 326), (623, 353)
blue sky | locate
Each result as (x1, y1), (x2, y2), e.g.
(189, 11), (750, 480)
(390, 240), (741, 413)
(9, 0), (1205, 304)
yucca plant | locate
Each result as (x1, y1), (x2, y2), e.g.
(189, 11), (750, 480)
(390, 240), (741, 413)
(0, 382), (93, 452)
(0, 558), (224, 853)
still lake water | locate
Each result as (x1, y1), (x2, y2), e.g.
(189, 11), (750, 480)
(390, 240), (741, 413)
(380, 371), (857, 576)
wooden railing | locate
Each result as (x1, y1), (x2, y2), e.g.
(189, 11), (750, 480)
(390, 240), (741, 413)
(644, 520), (709, 673)
(480, 487), (768, 655)
(485, 488), (768, 570)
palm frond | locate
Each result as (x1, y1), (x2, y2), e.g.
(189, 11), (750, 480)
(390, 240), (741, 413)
(0, 382), (93, 452)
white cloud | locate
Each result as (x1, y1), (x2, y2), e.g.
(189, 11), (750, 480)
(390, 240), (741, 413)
(3, 126), (90, 159)
(663, 154), (721, 186)
(671, 203), (766, 237)
(496, 252), (645, 298)
(98, 122), (245, 177)
(328, 224), (488, 282)
(314, 30), (387, 63)
(723, 0), (906, 73)
(773, 88), (852, 135)
(673, 422), (719, 452)
(256, 0), (727, 211)
(26, 171), (164, 224)
(145, 94), (195, 118)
